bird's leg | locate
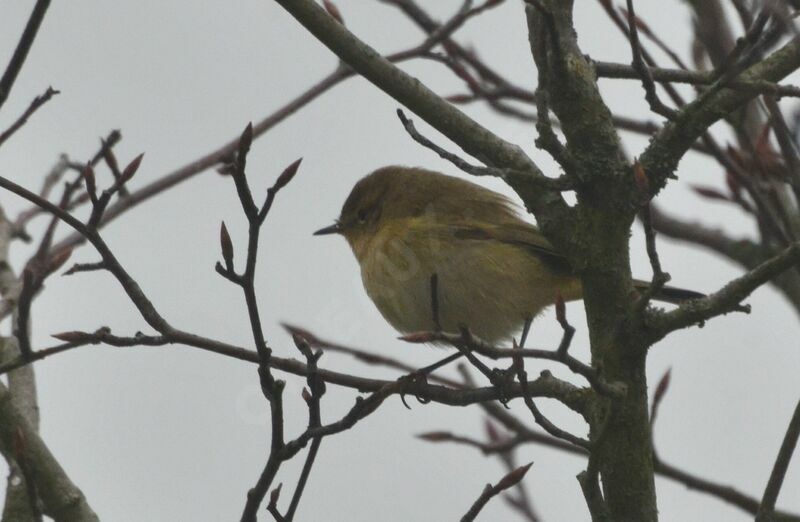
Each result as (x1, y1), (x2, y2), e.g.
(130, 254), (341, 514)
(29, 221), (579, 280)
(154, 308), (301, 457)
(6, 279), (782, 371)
(519, 316), (533, 348)
(429, 272), (442, 332)
(397, 273), (460, 408)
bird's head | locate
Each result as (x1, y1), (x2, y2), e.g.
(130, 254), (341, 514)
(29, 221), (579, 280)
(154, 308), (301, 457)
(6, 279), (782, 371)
(314, 166), (518, 257)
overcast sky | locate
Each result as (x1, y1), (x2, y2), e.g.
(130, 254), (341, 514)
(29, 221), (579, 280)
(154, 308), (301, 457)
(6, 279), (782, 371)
(0, 1), (798, 521)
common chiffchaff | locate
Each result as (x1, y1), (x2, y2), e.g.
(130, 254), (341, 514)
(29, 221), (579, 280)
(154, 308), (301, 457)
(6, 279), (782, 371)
(315, 167), (700, 344)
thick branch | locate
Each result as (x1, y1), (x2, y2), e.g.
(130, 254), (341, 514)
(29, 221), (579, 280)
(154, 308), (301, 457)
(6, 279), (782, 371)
(0, 381), (97, 521)
(526, 2), (628, 186)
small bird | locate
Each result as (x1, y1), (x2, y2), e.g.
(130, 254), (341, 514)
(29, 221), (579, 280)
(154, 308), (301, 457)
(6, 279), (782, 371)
(315, 166), (701, 344)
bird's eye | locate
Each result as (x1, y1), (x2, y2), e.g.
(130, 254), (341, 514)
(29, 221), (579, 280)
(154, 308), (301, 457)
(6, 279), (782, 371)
(357, 209), (368, 223)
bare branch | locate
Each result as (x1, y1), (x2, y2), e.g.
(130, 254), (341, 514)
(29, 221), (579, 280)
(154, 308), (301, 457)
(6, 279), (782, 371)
(641, 36), (800, 193)
(400, 328), (622, 399)
(0, 380), (97, 521)
(0, 87), (58, 148)
(512, 346), (590, 448)
(460, 462), (533, 522)
(624, 0), (677, 119)
(649, 241), (800, 337)
(396, 109), (573, 190)
(594, 61), (800, 98)
(272, 0), (573, 229)
(756, 397), (800, 522)
(477, 399), (800, 521)
(0, 0), (52, 110)
(284, 335), (325, 521)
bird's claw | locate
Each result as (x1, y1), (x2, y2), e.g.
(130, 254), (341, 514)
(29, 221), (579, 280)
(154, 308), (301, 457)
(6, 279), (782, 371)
(490, 367), (517, 407)
(397, 370), (432, 408)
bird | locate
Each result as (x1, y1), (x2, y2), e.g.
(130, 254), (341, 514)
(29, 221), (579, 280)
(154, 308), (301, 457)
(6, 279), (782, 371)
(314, 166), (701, 345)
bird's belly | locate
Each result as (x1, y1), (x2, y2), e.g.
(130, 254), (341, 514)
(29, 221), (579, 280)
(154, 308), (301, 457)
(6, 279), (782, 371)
(359, 240), (569, 344)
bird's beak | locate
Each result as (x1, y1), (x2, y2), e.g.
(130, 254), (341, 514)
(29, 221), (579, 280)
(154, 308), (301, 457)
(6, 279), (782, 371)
(313, 222), (342, 236)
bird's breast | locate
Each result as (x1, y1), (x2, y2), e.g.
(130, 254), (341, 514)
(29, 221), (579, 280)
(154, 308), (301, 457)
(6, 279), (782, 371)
(356, 221), (578, 343)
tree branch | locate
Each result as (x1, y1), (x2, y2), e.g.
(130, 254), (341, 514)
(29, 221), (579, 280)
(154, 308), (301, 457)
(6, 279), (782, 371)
(0, 87), (58, 148)
(649, 241), (800, 337)
(460, 463), (533, 522)
(641, 36), (800, 194)
(0, 380), (97, 521)
(271, 0), (572, 233)
(0, 0), (52, 110)
(756, 397), (800, 522)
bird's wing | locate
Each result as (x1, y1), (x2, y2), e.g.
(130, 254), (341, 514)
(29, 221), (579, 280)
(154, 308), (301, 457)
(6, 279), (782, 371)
(448, 222), (573, 274)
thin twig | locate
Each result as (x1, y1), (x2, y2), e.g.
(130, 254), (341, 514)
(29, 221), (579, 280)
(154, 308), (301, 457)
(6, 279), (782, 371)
(594, 61), (800, 98)
(625, 0), (677, 119)
(512, 348), (590, 448)
(284, 335), (325, 521)
(396, 108), (574, 190)
(225, 128), (300, 521)
(0, 87), (58, 148)
(395, 109), (502, 177)
(634, 202), (671, 313)
(756, 397), (800, 521)
(460, 463), (533, 522)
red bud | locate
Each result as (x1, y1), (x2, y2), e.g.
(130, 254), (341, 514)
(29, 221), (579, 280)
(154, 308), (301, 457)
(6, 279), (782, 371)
(691, 185), (731, 202)
(417, 431), (452, 442)
(323, 0), (345, 24)
(274, 158), (302, 191)
(633, 160), (649, 194)
(220, 222), (234, 266)
(268, 483), (282, 507)
(496, 462), (533, 489)
(84, 164), (97, 201)
(651, 367), (672, 421)
(398, 331), (437, 343)
(51, 331), (87, 343)
(14, 427), (25, 458)
(239, 122), (253, 159)
(555, 292), (566, 326)
(120, 153), (144, 184)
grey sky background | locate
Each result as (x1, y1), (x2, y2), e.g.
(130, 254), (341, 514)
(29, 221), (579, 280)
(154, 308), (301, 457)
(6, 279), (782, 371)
(0, 1), (798, 520)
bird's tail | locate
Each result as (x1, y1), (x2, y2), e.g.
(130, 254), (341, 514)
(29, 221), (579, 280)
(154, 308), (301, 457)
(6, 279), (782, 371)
(633, 280), (705, 304)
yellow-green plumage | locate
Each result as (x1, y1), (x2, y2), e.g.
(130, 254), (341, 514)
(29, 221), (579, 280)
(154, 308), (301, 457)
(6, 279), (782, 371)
(319, 166), (700, 344)
(333, 166), (581, 344)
